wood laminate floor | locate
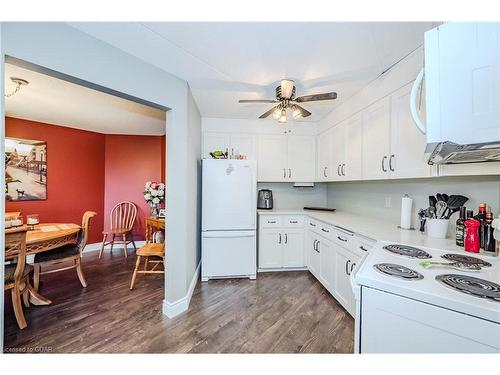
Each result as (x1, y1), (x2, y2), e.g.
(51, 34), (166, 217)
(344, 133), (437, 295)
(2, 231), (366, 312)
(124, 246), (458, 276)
(4, 251), (354, 353)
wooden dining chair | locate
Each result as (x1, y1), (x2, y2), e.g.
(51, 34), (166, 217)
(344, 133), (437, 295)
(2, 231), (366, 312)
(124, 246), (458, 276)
(5, 227), (34, 329)
(99, 201), (137, 259)
(130, 243), (165, 290)
(33, 211), (97, 291)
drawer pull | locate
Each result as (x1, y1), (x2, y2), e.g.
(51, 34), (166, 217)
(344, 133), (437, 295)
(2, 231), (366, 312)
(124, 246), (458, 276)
(359, 245), (368, 252)
(321, 228), (330, 233)
(289, 220), (298, 224)
(337, 236), (348, 242)
(309, 222), (316, 227)
(268, 220), (276, 224)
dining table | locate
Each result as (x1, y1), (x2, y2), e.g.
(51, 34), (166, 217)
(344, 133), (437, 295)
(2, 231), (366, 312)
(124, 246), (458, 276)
(5, 222), (81, 306)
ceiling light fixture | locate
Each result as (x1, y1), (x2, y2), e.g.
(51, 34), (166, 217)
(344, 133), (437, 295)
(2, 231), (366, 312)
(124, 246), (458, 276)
(278, 109), (287, 124)
(4, 77), (29, 98)
(292, 105), (302, 120)
(272, 105), (282, 119)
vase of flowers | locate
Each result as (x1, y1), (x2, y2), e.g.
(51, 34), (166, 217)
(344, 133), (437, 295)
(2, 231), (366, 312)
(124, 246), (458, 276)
(143, 181), (165, 218)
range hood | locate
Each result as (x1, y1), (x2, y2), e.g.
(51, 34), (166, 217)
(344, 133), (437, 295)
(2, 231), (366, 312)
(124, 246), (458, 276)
(426, 141), (500, 165)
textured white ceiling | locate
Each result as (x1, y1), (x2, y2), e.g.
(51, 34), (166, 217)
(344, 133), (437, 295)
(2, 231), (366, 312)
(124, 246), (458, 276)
(70, 22), (438, 122)
(4, 63), (166, 135)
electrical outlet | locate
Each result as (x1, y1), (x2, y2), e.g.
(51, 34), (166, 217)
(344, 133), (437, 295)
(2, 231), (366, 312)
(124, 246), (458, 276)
(385, 197), (392, 208)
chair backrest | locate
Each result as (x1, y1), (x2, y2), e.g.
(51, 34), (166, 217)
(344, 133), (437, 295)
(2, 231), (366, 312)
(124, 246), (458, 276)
(110, 201), (137, 231)
(5, 227), (28, 285)
(77, 211), (97, 255)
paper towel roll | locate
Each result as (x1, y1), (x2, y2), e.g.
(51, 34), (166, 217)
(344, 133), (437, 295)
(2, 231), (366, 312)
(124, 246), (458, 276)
(400, 194), (413, 229)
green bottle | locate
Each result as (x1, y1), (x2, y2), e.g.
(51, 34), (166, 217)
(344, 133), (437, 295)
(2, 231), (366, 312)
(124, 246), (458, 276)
(455, 206), (466, 247)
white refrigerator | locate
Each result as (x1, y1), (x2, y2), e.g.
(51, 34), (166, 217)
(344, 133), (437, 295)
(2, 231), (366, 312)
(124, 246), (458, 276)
(201, 159), (257, 281)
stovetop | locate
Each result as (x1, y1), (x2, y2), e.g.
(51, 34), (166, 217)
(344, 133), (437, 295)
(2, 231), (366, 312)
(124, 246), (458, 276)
(354, 241), (500, 323)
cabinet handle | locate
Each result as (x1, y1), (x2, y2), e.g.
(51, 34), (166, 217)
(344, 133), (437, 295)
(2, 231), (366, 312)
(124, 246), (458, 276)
(231, 148), (234, 157)
(309, 222), (316, 227)
(313, 239), (317, 250)
(382, 156), (388, 172)
(283, 168), (286, 178)
(321, 228), (329, 233)
(316, 241), (320, 253)
(345, 260), (351, 275)
(290, 220), (298, 224)
(288, 168), (291, 178)
(341, 163), (346, 176)
(323, 166), (328, 178)
(284, 233), (288, 244)
(278, 233), (282, 244)
(351, 263), (356, 274)
(267, 220), (276, 224)
(389, 154), (395, 172)
(337, 235), (348, 242)
(359, 245), (368, 252)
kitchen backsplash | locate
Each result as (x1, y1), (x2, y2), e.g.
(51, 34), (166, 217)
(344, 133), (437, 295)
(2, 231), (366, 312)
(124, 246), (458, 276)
(258, 183), (327, 210)
(326, 176), (500, 230)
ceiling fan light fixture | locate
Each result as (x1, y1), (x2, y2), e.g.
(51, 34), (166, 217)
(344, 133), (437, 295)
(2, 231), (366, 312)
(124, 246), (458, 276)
(272, 106), (282, 119)
(278, 108), (287, 124)
(292, 105), (302, 120)
(280, 79), (295, 99)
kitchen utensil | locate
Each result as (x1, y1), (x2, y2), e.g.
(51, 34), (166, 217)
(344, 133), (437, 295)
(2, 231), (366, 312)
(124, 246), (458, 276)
(442, 193), (449, 203)
(418, 209), (426, 232)
(427, 218), (449, 239)
(425, 206), (436, 219)
(419, 260), (482, 272)
(444, 195), (469, 219)
(435, 201), (448, 219)
(436, 193), (444, 202)
(428, 196), (437, 209)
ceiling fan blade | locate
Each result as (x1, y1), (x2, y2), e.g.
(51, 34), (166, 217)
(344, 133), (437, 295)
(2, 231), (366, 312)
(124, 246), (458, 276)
(239, 99), (277, 104)
(296, 92), (337, 103)
(259, 106), (278, 119)
(295, 104), (312, 117)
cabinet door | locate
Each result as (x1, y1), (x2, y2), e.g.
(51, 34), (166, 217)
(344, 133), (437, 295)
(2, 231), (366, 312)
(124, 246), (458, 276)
(203, 132), (229, 158)
(430, 23), (500, 145)
(258, 229), (283, 268)
(318, 238), (335, 293)
(390, 83), (432, 179)
(317, 129), (333, 181)
(257, 135), (287, 182)
(230, 134), (256, 160)
(344, 114), (363, 180)
(283, 229), (305, 268)
(330, 123), (345, 181)
(333, 244), (354, 314)
(287, 135), (315, 182)
(362, 97), (391, 180)
(306, 231), (320, 278)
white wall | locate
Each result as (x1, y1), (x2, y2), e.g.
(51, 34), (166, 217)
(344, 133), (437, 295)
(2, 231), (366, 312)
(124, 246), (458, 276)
(1, 22), (201, 321)
(258, 183), (327, 209)
(327, 176), (500, 231)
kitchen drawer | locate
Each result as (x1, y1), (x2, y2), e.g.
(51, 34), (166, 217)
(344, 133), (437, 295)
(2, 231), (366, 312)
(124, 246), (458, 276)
(283, 215), (304, 228)
(332, 227), (355, 250)
(354, 234), (376, 254)
(260, 215), (282, 228)
(306, 218), (322, 234)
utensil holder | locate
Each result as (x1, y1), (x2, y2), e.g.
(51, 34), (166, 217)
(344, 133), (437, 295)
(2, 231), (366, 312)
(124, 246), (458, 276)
(427, 218), (449, 239)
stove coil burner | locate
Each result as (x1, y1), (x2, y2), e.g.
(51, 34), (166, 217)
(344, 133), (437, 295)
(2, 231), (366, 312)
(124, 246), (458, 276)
(383, 244), (432, 259)
(441, 254), (492, 267)
(374, 263), (424, 280)
(436, 274), (500, 302)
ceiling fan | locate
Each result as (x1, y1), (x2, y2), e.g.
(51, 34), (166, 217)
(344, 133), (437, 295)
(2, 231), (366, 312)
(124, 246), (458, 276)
(238, 79), (337, 123)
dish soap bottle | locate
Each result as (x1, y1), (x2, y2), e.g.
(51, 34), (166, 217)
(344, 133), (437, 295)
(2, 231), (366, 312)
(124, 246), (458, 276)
(455, 206), (466, 247)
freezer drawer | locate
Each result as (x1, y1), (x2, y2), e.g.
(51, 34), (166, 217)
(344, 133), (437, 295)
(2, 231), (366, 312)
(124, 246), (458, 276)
(202, 230), (257, 281)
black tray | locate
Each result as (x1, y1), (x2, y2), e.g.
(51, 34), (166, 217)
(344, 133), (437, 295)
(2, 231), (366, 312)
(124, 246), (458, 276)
(303, 207), (336, 212)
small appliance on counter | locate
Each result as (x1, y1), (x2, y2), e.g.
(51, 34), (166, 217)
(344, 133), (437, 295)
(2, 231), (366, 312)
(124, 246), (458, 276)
(257, 189), (273, 209)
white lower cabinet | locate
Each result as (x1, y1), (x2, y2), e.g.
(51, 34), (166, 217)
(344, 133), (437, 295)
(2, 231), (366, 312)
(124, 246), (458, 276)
(318, 238), (335, 293)
(306, 230), (321, 278)
(259, 217), (305, 270)
(333, 244), (361, 316)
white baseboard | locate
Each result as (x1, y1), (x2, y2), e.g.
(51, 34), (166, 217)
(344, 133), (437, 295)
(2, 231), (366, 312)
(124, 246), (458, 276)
(162, 262), (201, 319)
(83, 241), (146, 254)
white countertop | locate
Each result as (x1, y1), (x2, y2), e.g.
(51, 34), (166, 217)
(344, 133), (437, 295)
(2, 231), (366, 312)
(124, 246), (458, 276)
(258, 209), (463, 251)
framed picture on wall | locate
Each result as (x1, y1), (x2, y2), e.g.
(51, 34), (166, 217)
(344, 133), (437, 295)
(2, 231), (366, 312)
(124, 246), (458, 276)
(5, 137), (47, 201)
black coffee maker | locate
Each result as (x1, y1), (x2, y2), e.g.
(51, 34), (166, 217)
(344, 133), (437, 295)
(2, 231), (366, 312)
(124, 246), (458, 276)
(257, 189), (273, 209)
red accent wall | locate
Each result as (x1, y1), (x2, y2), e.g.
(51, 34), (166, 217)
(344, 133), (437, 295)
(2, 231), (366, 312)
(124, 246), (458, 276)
(104, 135), (164, 241)
(5, 117), (166, 244)
(5, 117), (106, 243)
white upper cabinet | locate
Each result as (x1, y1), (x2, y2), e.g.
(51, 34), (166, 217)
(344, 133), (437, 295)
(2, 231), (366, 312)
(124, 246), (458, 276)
(343, 114), (363, 180)
(317, 129), (333, 181)
(425, 22), (500, 145)
(362, 97), (392, 180)
(258, 135), (288, 181)
(287, 135), (316, 182)
(330, 123), (345, 181)
(203, 132), (256, 159)
(230, 133), (257, 160)
(202, 132), (229, 158)
(390, 83), (432, 179)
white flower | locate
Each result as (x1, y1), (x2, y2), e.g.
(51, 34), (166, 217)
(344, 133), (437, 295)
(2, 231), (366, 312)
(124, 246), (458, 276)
(144, 193), (151, 201)
(145, 181), (151, 188)
(151, 190), (158, 197)
(158, 189), (164, 196)
(152, 197), (160, 204)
